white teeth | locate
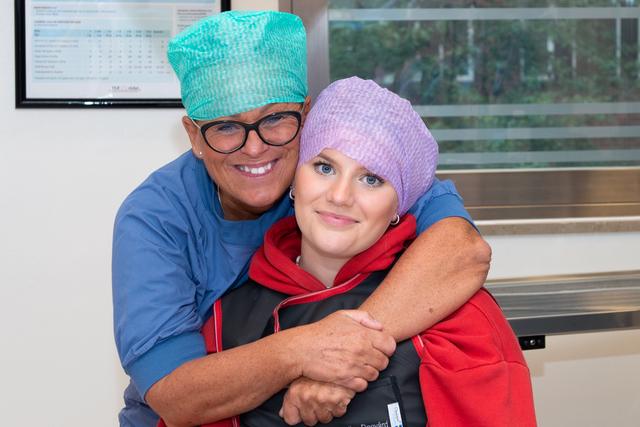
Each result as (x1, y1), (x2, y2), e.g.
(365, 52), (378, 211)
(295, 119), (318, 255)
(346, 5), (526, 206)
(239, 162), (274, 175)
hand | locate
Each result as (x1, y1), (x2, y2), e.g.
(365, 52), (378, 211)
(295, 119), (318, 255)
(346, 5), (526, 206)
(290, 310), (396, 392)
(279, 377), (354, 426)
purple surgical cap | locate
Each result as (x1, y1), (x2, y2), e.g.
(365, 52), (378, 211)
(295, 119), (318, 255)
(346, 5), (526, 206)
(299, 77), (439, 216)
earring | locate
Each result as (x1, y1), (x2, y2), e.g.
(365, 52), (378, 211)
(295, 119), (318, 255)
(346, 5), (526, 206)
(198, 151), (203, 157)
(390, 214), (400, 226)
(289, 186), (295, 201)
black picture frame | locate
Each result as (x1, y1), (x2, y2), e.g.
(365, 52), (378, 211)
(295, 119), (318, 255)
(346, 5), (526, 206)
(15, 0), (230, 108)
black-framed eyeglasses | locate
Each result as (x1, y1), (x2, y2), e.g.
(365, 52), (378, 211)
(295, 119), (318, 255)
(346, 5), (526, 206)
(191, 108), (303, 154)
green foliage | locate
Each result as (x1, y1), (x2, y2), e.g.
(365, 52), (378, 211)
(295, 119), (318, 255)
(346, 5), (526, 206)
(328, 5), (640, 167)
(330, 18), (640, 105)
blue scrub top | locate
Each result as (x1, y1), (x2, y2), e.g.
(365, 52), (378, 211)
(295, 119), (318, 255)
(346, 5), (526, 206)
(112, 150), (472, 426)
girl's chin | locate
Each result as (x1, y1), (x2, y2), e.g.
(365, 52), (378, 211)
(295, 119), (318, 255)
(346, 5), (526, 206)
(315, 241), (358, 258)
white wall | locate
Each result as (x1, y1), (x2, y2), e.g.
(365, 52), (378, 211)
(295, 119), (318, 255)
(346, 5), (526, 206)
(1, 0), (639, 425)
(1, 0), (186, 423)
(484, 232), (640, 426)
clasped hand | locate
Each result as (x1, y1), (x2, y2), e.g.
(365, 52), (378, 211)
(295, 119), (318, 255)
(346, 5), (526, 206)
(283, 310), (395, 425)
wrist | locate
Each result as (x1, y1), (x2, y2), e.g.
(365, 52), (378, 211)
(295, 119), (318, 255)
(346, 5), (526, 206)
(268, 327), (306, 381)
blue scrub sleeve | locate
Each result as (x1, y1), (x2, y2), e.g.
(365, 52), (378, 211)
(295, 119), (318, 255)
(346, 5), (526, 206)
(408, 178), (475, 234)
(127, 332), (206, 397)
(113, 196), (207, 398)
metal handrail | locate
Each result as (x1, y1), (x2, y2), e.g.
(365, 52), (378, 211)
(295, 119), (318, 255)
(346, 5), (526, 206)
(486, 270), (640, 336)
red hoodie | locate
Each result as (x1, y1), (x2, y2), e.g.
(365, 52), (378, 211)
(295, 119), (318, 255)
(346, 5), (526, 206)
(160, 215), (537, 427)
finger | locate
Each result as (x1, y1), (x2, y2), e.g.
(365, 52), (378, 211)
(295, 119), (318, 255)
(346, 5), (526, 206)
(353, 364), (380, 382)
(326, 396), (350, 419)
(316, 408), (333, 424)
(368, 366), (380, 382)
(339, 377), (368, 392)
(338, 388), (356, 400)
(360, 346), (390, 371)
(299, 404), (319, 426)
(332, 400), (349, 418)
(337, 364), (379, 384)
(369, 331), (397, 357)
(341, 310), (383, 330)
(281, 400), (303, 426)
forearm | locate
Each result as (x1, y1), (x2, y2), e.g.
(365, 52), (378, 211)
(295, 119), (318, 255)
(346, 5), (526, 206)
(147, 329), (300, 427)
(147, 310), (394, 427)
(360, 217), (491, 341)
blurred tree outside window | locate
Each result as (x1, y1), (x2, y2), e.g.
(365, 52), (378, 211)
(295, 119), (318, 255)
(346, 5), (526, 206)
(328, 0), (640, 170)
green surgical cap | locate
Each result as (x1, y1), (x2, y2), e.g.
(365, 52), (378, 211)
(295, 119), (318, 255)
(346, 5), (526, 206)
(168, 11), (308, 120)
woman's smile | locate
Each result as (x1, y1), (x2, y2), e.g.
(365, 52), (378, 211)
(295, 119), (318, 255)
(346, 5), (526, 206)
(316, 210), (359, 227)
(234, 159), (278, 177)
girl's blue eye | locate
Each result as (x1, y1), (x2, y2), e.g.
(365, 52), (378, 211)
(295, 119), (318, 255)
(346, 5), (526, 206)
(362, 175), (383, 187)
(314, 162), (334, 175)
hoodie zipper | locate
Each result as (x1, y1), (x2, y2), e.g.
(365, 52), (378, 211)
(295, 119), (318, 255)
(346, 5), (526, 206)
(272, 273), (365, 332)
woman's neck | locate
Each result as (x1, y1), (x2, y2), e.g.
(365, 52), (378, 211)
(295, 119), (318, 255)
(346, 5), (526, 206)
(217, 187), (272, 221)
(298, 239), (350, 288)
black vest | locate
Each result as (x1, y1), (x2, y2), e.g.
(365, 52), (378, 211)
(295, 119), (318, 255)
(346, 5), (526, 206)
(220, 270), (427, 427)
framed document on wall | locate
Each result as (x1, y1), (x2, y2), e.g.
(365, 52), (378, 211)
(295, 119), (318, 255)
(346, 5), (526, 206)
(15, 0), (230, 108)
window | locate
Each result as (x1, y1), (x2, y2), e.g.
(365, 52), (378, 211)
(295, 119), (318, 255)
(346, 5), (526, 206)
(293, 0), (640, 220)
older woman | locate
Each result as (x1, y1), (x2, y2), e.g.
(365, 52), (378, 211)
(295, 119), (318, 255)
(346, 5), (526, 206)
(113, 11), (491, 427)
(213, 77), (537, 427)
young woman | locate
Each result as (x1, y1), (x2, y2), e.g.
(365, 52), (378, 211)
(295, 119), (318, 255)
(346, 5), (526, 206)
(206, 77), (537, 427)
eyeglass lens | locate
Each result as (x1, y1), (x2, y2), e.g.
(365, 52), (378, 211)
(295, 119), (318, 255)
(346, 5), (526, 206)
(203, 112), (300, 153)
